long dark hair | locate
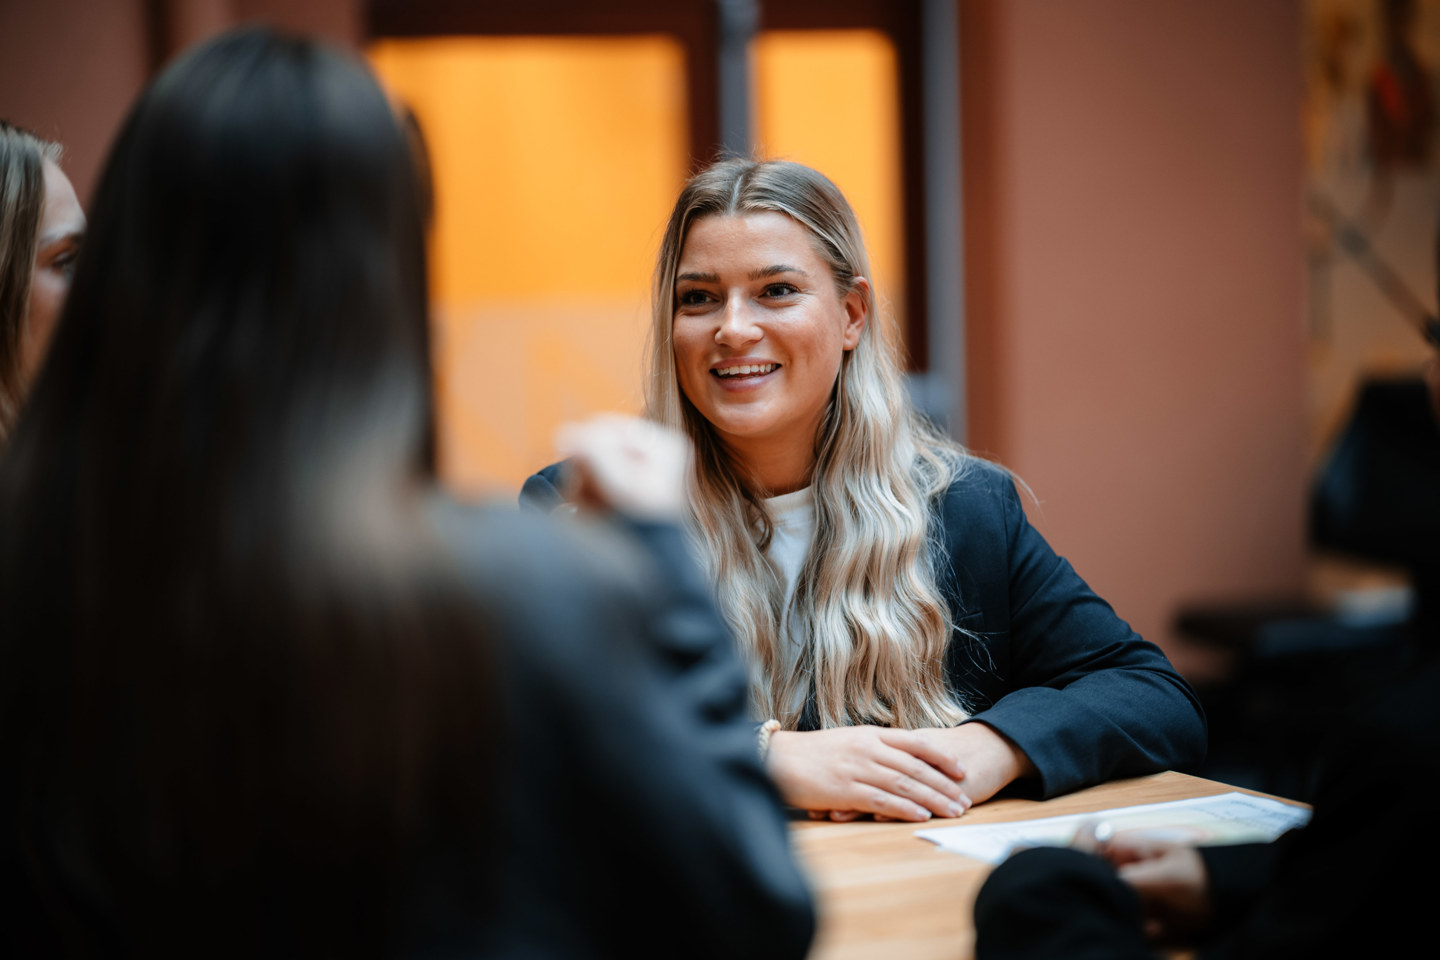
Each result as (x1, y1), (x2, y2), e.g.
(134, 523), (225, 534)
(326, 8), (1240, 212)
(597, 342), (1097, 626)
(0, 28), (490, 956)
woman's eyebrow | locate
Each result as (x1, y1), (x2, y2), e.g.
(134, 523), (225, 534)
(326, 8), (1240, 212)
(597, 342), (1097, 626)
(750, 264), (808, 280)
(39, 225), (85, 248)
(677, 270), (720, 284)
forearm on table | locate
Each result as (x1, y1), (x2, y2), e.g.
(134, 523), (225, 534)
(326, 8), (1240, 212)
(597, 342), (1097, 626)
(971, 672), (1207, 798)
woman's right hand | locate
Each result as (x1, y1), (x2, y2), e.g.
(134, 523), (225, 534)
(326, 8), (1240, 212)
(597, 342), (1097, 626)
(554, 415), (691, 521)
(765, 726), (971, 822)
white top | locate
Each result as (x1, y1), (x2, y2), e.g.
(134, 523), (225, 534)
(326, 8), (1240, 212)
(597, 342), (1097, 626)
(762, 486), (815, 686)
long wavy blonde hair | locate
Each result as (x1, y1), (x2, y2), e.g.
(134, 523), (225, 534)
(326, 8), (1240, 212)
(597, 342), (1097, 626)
(647, 158), (973, 730)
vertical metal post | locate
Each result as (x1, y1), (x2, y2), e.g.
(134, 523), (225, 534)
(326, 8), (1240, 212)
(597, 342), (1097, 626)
(717, 0), (758, 158)
(921, 0), (966, 441)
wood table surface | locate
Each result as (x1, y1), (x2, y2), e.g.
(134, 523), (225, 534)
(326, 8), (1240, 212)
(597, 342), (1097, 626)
(790, 771), (1294, 960)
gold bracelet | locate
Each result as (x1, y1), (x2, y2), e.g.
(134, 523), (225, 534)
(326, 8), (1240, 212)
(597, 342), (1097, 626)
(757, 719), (782, 762)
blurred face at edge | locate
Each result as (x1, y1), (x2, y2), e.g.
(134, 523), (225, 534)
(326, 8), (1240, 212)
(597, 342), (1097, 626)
(22, 159), (84, 381)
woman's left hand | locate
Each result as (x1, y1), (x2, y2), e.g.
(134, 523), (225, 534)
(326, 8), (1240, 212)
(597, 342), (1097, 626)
(915, 722), (1034, 807)
(814, 722), (1034, 821)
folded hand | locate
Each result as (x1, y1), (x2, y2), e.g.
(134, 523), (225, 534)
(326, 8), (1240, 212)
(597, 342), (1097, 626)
(766, 725), (971, 822)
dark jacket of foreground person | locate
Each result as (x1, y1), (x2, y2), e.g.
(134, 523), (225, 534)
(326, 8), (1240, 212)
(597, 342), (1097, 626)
(417, 502), (818, 958)
(2, 502), (816, 958)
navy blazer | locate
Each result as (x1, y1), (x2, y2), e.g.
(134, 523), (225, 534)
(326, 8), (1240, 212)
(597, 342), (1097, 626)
(521, 458), (1206, 798)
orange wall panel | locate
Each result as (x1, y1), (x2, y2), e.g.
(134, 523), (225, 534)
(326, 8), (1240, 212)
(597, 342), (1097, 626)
(369, 37), (689, 495)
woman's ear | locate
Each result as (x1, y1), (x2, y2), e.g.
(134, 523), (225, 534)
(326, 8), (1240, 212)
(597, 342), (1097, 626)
(842, 277), (869, 351)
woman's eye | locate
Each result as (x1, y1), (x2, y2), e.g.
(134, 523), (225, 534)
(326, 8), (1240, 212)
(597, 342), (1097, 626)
(47, 246), (80, 280)
(677, 289), (712, 307)
(763, 283), (798, 298)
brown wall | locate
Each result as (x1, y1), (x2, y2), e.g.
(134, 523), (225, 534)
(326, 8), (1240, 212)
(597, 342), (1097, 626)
(0, 0), (359, 204)
(0, 0), (153, 203)
(963, 0), (1310, 667)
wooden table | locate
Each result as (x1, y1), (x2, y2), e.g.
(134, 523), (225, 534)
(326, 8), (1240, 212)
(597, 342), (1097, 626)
(791, 771), (1289, 960)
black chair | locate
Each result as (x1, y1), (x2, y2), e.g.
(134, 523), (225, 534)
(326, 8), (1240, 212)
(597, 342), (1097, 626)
(1174, 374), (1440, 799)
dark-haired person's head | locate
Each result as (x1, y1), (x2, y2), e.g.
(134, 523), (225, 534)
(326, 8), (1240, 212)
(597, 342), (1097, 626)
(0, 120), (83, 442)
(19, 26), (434, 483)
(0, 28), (484, 957)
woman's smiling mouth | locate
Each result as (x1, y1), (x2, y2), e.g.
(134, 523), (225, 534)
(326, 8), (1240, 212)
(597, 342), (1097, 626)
(713, 362), (780, 379)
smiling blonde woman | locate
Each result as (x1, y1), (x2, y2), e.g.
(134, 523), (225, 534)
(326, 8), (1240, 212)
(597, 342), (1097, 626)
(524, 158), (1206, 821)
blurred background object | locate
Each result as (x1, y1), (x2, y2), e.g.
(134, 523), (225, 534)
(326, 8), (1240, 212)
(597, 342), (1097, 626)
(1167, 0), (1440, 799)
(1305, 0), (1437, 475)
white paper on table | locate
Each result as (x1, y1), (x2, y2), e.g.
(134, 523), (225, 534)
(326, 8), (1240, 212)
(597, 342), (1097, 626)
(914, 792), (1312, 864)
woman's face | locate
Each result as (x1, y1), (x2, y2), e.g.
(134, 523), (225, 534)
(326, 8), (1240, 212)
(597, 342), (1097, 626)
(22, 159), (84, 381)
(672, 212), (867, 474)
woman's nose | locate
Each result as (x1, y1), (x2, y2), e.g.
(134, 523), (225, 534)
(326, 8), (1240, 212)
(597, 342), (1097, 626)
(715, 297), (762, 347)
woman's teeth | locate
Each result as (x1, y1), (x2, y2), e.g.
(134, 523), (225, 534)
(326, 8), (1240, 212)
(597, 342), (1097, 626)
(714, 363), (779, 378)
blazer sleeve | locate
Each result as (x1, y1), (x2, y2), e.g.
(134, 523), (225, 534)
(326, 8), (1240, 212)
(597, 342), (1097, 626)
(448, 505), (814, 959)
(544, 526), (815, 958)
(518, 460), (742, 717)
(953, 467), (1207, 797)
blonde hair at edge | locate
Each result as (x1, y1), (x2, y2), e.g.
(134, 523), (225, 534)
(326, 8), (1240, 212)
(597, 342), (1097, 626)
(647, 158), (974, 731)
(0, 121), (62, 441)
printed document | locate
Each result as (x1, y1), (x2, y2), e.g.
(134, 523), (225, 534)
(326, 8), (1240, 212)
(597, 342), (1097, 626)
(915, 792), (1311, 864)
